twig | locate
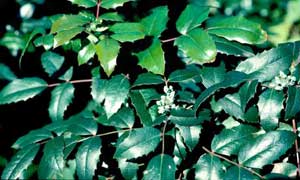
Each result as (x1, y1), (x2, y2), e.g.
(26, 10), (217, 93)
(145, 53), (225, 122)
(96, 0), (101, 19)
(202, 146), (265, 179)
(161, 37), (177, 43)
(293, 119), (300, 177)
(47, 78), (93, 87)
(161, 121), (168, 155)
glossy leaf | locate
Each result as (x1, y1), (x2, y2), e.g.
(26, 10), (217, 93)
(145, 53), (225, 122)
(224, 166), (260, 180)
(257, 89), (284, 131)
(105, 107), (135, 128)
(239, 80), (258, 111)
(59, 67), (73, 81)
(200, 62), (226, 88)
(177, 125), (201, 151)
(136, 38), (165, 75)
(0, 63), (17, 81)
(238, 130), (296, 168)
(176, 4), (209, 34)
(101, 0), (134, 9)
(211, 125), (258, 156)
(217, 94), (245, 120)
(33, 34), (54, 50)
(41, 51), (64, 76)
(50, 14), (90, 33)
(76, 136), (101, 180)
(285, 87), (300, 119)
(118, 159), (138, 180)
(114, 127), (160, 159)
(141, 6), (168, 37)
(206, 16), (267, 44)
(271, 163), (297, 178)
(0, 77), (47, 104)
(175, 28), (217, 65)
(100, 12), (124, 22)
(170, 108), (205, 126)
(1, 144), (39, 180)
(12, 129), (53, 149)
(53, 27), (84, 48)
(143, 154), (176, 180)
(168, 67), (200, 83)
(110, 22), (145, 42)
(133, 72), (164, 87)
(95, 38), (120, 76)
(194, 153), (224, 180)
(78, 43), (95, 65)
(67, 0), (97, 8)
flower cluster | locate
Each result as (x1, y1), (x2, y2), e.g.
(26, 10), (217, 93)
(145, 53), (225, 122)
(156, 85), (178, 114)
(269, 71), (296, 90)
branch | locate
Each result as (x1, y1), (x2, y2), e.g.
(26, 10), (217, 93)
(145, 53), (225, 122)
(47, 78), (93, 87)
(202, 146), (265, 179)
(161, 37), (177, 43)
(96, 0), (101, 19)
(161, 121), (168, 155)
(293, 119), (300, 177)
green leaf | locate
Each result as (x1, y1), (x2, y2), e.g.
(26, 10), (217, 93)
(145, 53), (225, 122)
(41, 51), (64, 76)
(100, 107), (134, 128)
(236, 41), (300, 82)
(238, 130), (296, 168)
(239, 80), (258, 111)
(101, 0), (134, 9)
(168, 67), (200, 83)
(257, 89), (284, 131)
(170, 108), (205, 126)
(211, 35), (254, 57)
(33, 34), (54, 50)
(50, 14), (90, 33)
(95, 38), (120, 76)
(175, 28), (217, 65)
(59, 67), (73, 81)
(143, 154), (176, 180)
(176, 4), (209, 34)
(114, 127), (160, 159)
(67, 0), (97, 8)
(136, 38), (165, 75)
(49, 83), (74, 122)
(133, 72), (164, 87)
(110, 22), (145, 42)
(217, 94), (245, 120)
(200, 62), (226, 88)
(118, 159), (138, 180)
(271, 163), (297, 178)
(141, 6), (168, 37)
(0, 63), (17, 81)
(54, 27), (84, 48)
(76, 136), (101, 180)
(206, 16), (267, 44)
(194, 153), (224, 180)
(38, 137), (65, 179)
(1, 144), (39, 180)
(62, 160), (76, 179)
(211, 125), (258, 156)
(78, 43), (95, 65)
(173, 129), (188, 165)
(285, 87), (300, 119)
(224, 166), (260, 180)
(0, 77), (47, 104)
(12, 129), (53, 149)
(177, 125), (201, 151)
(100, 12), (124, 22)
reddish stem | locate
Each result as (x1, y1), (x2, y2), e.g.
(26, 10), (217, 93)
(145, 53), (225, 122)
(47, 79), (93, 88)
(161, 37), (177, 43)
(96, 0), (101, 19)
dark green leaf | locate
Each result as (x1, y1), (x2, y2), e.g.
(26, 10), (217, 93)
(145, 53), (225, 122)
(285, 87), (300, 119)
(176, 4), (209, 34)
(12, 129), (53, 149)
(41, 51), (64, 76)
(194, 153), (224, 180)
(50, 14), (90, 33)
(67, 0), (97, 8)
(170, 108), (206, 126)
(168, 67), (200, 83)
(239, 80), (258, 111)
(67, 110), (98, 136)
(217, 94), (244, 120)
(0, 63), (17, 81)
(104, 107), (135, 128)
(173, 129), (187, 165)
(53, 27), (84, 48)
(100, 12), (124, 22)
(200, 62), (226, 88)
(271, 163), (297, 178)
(257, 89), (284, 131)
(177, 125), (201, 151)
(110, 22), (145, 42)
(33, 34), (54, 50)
(1, 144), (39, 180)
(133, 72), (164, 87)
(143, 154), (176, 180)
(78, 43), (95, 65)
(238, 130), (296, 168)
(0, 77), (47, 104)
(101, 0), (134, 9)
(114, 127), (160, 159)
(224, 166), (260, 180)
(76, 136), (101, 180)
(59, 67), (73, 81)
(118, 159), (138, 180)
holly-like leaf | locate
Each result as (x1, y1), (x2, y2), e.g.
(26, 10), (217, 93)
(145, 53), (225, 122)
(67, 110), (98, 136)
(0, 63), (17, 81)
(170, 108), (206, 126)
(49, 83), (74, 122)
(54, 27), (84, 48)
(206, 16), (267, 44)
(239, 80), (258, 111)
(1, 144), (39, 180)
(114, 127), (160, 159)
(103, 107), (135, 128)
(168, 67), (200, 83)
(177, 125), (201, 151)
(200, 62), (226, 88)
(41, 51), (64, 76)
(100, 12), (124, 22)
(143, 154), (176, 180)
(217, 94), (245, 120)
(238, 130), (296, 168)
(211, 125), (258, 156)
(95, 38), (120, 76)
(176, 4), (209, 34)
(224, 166), (260, 180)
(78, 43), (95, 65)
(285, 87), (300, 119)
(101, 0), (134, 9)
(136, 38), (165, 75)
(12, 129), (53, 149)
(0, 77), (47, 104)
(257, 89), (284, 131)
(76, 136), (101, 180)
(67, 0), (97, 8)
(141, 6), (168, 37)
(133, 72), (164, 87)
(194, 153), (224, 180)
(175, 28), (217, 65)
(110, 22), (145, 42)
(50, 14), (90, 33)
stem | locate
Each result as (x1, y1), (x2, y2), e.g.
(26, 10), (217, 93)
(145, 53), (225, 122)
(96, 0), (101, 19)
(202, 146), (265, 179)
(293, 119), (300, 177)
(47, 79), (93, 88)
(161, 121), (168, 155)
(161, 37), (177, 43)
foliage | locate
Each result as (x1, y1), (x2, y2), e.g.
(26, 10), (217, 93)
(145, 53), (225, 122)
(1, 0), (300, 179)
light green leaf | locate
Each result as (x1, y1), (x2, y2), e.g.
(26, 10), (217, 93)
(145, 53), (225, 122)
(95, 38), (120, 76)
(49, 83), (74, 122)
(12, 129), (53, 149)
(176, 4), (209, 34)
(100, 12), (124, 21)
(38, 137), (65, 179)
(224, 166), (260, 180)
(257, 89), (284, 131)
(206, 16), (267, 44)
(54, 27), (84, 48)
(67, 0), (97, 8)
(118, 159), (138, 180)
(285, 87), (300, 119)
(114, 127), (160, 159)
(236, 41), (300, 82)
(101, 0), (134, 9)
(141, 6), (168, 37)
(143, 154), (176, 180)
(200, 62), (226, 88)
(76, 137), (101, 180)
(177, 125), (201, 151)
(59, 67), (73, 81)
(110, 22), (145, 42)
(78, 43), (95, 65)
(33, 34), (54, 50)
(194, 153), (224, 180)
(0, 63), (17, 81)
(175, 28), (217, 65)
(62, 160), (76, 179)
(239, 80), (258, 111)
(211, 125), (258, 156)
(238, 130), (296, 168)
(41, 51), (64, 76)
(0, 77), (47, 104)
(271, 163), (297, 178)
(136, 38), (165, 75)
(133, 72), (164, 87)
(1, 144), (39, 180)
(50, 14), (90, 33)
